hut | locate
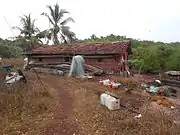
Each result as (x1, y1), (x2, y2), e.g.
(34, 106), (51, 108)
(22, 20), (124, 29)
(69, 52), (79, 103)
(25, 40), (132, 75)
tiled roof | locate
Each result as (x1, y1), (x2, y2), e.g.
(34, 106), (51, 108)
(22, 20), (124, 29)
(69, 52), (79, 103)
(26, 41), (131, 55)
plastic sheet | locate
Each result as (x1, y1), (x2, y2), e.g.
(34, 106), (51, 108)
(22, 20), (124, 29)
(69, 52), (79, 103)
(69, 55), (85, 77)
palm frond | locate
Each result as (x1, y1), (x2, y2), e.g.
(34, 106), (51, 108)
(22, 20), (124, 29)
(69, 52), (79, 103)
(60, 17), (74, 25)
(58, 9), (69, 22)
(54, 3), (60, 23)
(47, 5), (56, 24)
(34, 28), (39, 33)
(41, 12), (55, 25)
(61, 26), (70, 32)
(61, 26), (76, 43)
(12, 26), (23, 32)
(60, 33), (68, 44)
(36, 29), (52, 40)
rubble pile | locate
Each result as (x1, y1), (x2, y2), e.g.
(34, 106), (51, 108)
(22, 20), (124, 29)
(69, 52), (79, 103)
(70, 77), (176, 135)
(151, 96), (174, 108)
(29, 62), (104, 76)
(163, 71), (180, 81)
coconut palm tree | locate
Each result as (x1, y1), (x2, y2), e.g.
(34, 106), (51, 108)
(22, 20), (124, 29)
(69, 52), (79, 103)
(13, 14), (43, 51)
(13, 14), (40, 39)
(41, 3), (76, 45)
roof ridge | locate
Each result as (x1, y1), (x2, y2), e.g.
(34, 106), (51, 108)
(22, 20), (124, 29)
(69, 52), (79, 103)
(25, 41), (131, 55)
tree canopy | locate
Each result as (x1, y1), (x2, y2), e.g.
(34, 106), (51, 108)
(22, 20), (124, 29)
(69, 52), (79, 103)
(41, 3), (76, 44)
(12, 14), (39, 39)
(12, 14), (43, 52)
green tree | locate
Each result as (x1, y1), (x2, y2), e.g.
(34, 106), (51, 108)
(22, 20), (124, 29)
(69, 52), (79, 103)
(90, 34), (97, 40)
(0, 38), (23, 58)
(166, 47), (180, 70)
(41, 3), (75, 44)
(156, 45), (174, 70)
(13, 14), (43, 51)
(13, 14), (39, 39)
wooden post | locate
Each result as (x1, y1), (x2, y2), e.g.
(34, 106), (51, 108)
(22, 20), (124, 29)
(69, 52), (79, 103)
(119, 56), (123, 76)
(124, 48), (127, 77)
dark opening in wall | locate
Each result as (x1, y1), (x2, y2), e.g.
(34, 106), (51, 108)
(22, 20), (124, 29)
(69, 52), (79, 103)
(98, 58), (103, 62)
(38, 58), (42, 62)
(114, 57), (119, 62)
(64, 57), (70, 62)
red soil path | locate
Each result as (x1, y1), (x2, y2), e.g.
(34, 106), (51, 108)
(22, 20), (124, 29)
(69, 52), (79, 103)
(40, 75), (79, 135)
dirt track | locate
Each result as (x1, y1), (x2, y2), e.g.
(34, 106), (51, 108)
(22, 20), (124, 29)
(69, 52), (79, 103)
(40, 75), (79, 135)
(37, 74), (146, 135)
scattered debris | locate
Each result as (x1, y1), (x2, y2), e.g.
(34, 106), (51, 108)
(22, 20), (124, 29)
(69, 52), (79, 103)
(148, 85), (159, 93)
(134, 114), (142, 119)
(0, 65), (13, 71)
(173, 120), (180, 125)
(163, 71), (180, 82)
(161, 79), (180, 87)
(75, 75), (93, 79)
(167, 87), (177, 97)
(141, 82), (149, 88)
(31, 68), (64, 76)
(5, 70), (26, 84)
(151, 96), (174, 108)
(165, 71), (180, 76)
(87, 76), (93, 79)
(23, 57), (28, 70)
(29, 62), (104, 76)
(99, 79), (121, 89)
(155, 79), (161, 85)
(100, 92), (120, 110)
(141, 81), (178, 97)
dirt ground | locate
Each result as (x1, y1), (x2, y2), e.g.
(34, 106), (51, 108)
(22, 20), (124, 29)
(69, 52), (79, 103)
(25, 72), (180, 135)
(1, 57), (180, 135)
(39, 74), (79, 135)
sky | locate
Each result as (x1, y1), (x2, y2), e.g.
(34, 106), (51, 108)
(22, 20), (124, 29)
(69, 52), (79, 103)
(0, 0), (180, 43)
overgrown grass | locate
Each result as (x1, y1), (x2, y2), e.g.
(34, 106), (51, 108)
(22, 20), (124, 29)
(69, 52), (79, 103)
(72, 83), (179, 135)
(1, 58), (180, 135)
(0, 71), (56, 135)
(1, 58), (23, 67)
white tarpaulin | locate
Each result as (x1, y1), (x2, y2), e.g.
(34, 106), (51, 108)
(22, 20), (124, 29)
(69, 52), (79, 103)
(5, 72), (24, 84)
(68, 55), (85, 77)
(23, 57), (28, 70)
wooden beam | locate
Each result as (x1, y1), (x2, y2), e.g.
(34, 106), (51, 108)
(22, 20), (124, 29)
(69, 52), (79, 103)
(26, 53), (122, 56)
(28, 55), (120, 59)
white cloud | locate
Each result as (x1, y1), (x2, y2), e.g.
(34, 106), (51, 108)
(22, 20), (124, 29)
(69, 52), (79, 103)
(0, 0), (179, 42)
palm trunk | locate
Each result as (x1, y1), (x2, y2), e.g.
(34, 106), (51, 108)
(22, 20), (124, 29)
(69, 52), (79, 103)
(53, 30), (60, 45)
(54, 35), (59, 45)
